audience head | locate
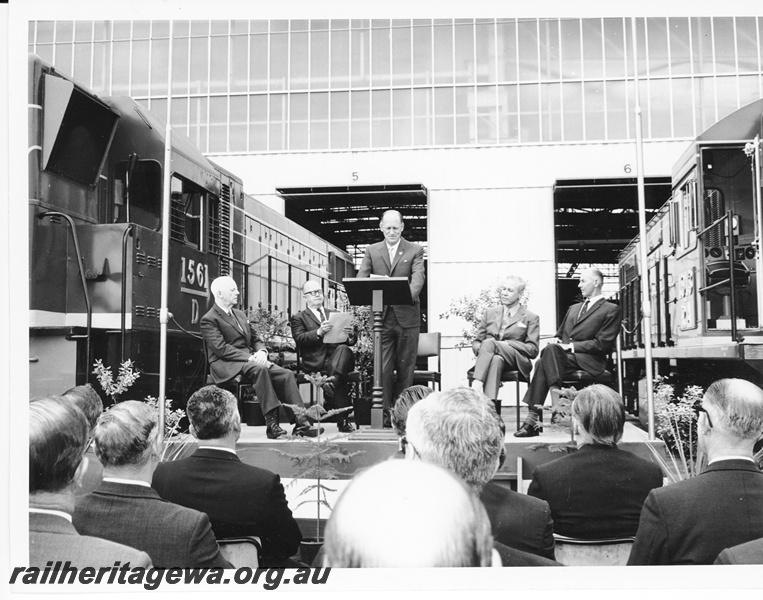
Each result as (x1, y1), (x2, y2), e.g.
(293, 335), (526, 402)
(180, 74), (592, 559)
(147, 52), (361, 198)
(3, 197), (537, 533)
(570, 384), (626, 447)
(62, 384), (103, 432)
(700, 379), (763, 451)
(29, 396), (90, 494)
(323, 460), (497, 567)
(379, 210), (404, 246)
(578, 268), (603, 299)
(405, 386), (504, 493)
(391, 385), (434, 438)
(93, 401), (160, 470)
(186, 385), (241, 441)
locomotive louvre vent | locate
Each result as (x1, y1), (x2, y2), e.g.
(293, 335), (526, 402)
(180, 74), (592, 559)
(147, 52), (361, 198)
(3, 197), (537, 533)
(134, 305), (159, 319)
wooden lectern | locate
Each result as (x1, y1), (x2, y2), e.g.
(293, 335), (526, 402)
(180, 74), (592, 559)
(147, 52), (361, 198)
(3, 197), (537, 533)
(343, 277), (413, 430)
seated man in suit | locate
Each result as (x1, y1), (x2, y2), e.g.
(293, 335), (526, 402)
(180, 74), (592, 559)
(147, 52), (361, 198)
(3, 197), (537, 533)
(515, 268), (622, 437)
(153, 385), (302, 567)
(528, 385), (663, 539)
(290, 280), (357, 433)
(629, 378), (763, 565)
(357, 210), (426, 426)
(202, 275), (319, 439)
(28, 396), (152, 569)
(73, 401), (232, 569)
(61, 384), (104, 496)
(322, 460), (501, 567)
(405, 387), (556, 561)
(471, 276), (539, 408)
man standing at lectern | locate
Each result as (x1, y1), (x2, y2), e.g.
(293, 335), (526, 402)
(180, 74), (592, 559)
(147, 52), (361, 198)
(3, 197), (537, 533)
(358, 210), (426, 426)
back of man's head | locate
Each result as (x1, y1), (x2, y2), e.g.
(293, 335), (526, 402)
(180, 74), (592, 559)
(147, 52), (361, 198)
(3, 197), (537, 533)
(405, 387), (504, 492)
(323, 460), (495, 567)
(186, 385), (240, 440)
(571, 384), (625, 446)
(93, 401), (158, 468)
(62, 384), (104, 432)
(30, 396), (90, 493)
(703, 378), (763, 441)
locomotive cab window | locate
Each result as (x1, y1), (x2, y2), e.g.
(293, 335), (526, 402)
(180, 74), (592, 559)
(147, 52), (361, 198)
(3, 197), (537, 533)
(170, 175), (205, 250)
(113, 159), (162, 230)
(700, 145), (759, 330)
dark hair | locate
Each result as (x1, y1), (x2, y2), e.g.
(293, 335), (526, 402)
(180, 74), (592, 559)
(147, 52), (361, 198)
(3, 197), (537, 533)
(93, 401), (158, 467)
(391, 385), (434, 437)
(186, 385), (238, 440)
(62, 384), (103, 431)
(29, 396), (89, 493)
(571, 384), (625, 446)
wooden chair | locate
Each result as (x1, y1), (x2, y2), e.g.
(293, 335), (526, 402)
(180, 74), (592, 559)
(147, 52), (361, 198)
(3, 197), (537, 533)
(217, 536), (262, 568)
(412, 332), (442, 391)
(467, 365), (528, 430)
(552, 534), (634, 566)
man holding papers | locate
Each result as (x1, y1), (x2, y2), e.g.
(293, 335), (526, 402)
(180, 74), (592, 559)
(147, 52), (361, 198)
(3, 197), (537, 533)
(291, 280), (358, 432)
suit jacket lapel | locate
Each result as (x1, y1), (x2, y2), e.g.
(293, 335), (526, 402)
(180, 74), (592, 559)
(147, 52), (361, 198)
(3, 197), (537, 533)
(378, 242), (392, 272)
(390, 239), (406, 272)
(575, 300), (600, 326)
(303, 308), (322, 328)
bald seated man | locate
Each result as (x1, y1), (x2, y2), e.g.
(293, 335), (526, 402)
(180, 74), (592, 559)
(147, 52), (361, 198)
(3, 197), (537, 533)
(201, 276), (319, 439)
(322, 460), (500, 568)
(515, 268), (621, 437)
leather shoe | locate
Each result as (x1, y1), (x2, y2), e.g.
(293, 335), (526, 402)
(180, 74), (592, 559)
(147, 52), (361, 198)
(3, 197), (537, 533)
(266, 422), (288, 439)
(513, 423), (540, 438)
(337, 419), (356, 433)
(321, 376), (337, 401)
(293, 422), (324, 437)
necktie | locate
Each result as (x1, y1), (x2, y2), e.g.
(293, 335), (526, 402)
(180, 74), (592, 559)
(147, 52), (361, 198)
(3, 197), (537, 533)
(499, 307), (511, 339)
(578, 300), (590, 320)
(388, 245), (396, 265)
(319, 308), (327, 323)
(230, 311), (243, 332)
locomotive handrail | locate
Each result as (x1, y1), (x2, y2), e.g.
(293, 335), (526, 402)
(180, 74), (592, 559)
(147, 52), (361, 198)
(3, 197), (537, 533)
(697, 212), (730, 238)
(38, 211), (92, 383)
(121, 224), (134, 363)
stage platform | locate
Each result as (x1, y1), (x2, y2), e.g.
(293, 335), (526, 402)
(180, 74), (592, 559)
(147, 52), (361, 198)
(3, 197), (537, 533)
(233, 415), (660, 482)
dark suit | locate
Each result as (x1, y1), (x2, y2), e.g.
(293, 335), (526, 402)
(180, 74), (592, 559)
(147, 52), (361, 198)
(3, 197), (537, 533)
(493, 541), (562, 567)
(290, 307), (356, 410)
(29, 512), (153, 569)
(73, 480), (231, 569)
(527, 444), (663, 539)
(628, 459), (763, 565)
(357, 237), (426, 410)
(152, 448), (301, 567)
(523, 298), (621, 409)
(201, 303), (304, 416)
(473, 305), (539, 399)
(479, 481), (556, 560)
(715, 536), (763, 564)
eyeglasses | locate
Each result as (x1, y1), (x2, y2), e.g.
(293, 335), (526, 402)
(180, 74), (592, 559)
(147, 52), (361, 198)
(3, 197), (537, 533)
(696, 405), (713, 428)
(304, 290), (323, 297)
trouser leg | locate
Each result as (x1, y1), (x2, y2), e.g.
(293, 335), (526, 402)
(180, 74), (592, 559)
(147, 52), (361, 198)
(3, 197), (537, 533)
(484, 354), (505, 400)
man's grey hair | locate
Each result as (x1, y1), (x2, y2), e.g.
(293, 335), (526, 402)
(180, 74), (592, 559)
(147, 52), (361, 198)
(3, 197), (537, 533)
(405, 387), (504, 492)
(571, 384), (625, 447)
(93, 401), (159, 468)
(703, 378), (763, 440)
(504, 275), (527, 294)
(187, 385), (239, 440)
(323, 460), (495, 567)
(210, 275), (236, 297)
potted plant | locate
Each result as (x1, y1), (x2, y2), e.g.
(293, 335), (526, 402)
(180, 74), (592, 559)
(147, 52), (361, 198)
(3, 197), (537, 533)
(271, 375), (365, 565)
(645, 379), (707, 482)
(93, 358), (194, 461)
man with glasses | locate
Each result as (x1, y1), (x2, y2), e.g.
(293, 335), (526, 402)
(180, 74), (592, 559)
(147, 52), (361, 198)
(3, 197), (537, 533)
(357, 210), (426, 427)
(291, 280), (357, 432)
(628, 378), (763, 565)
